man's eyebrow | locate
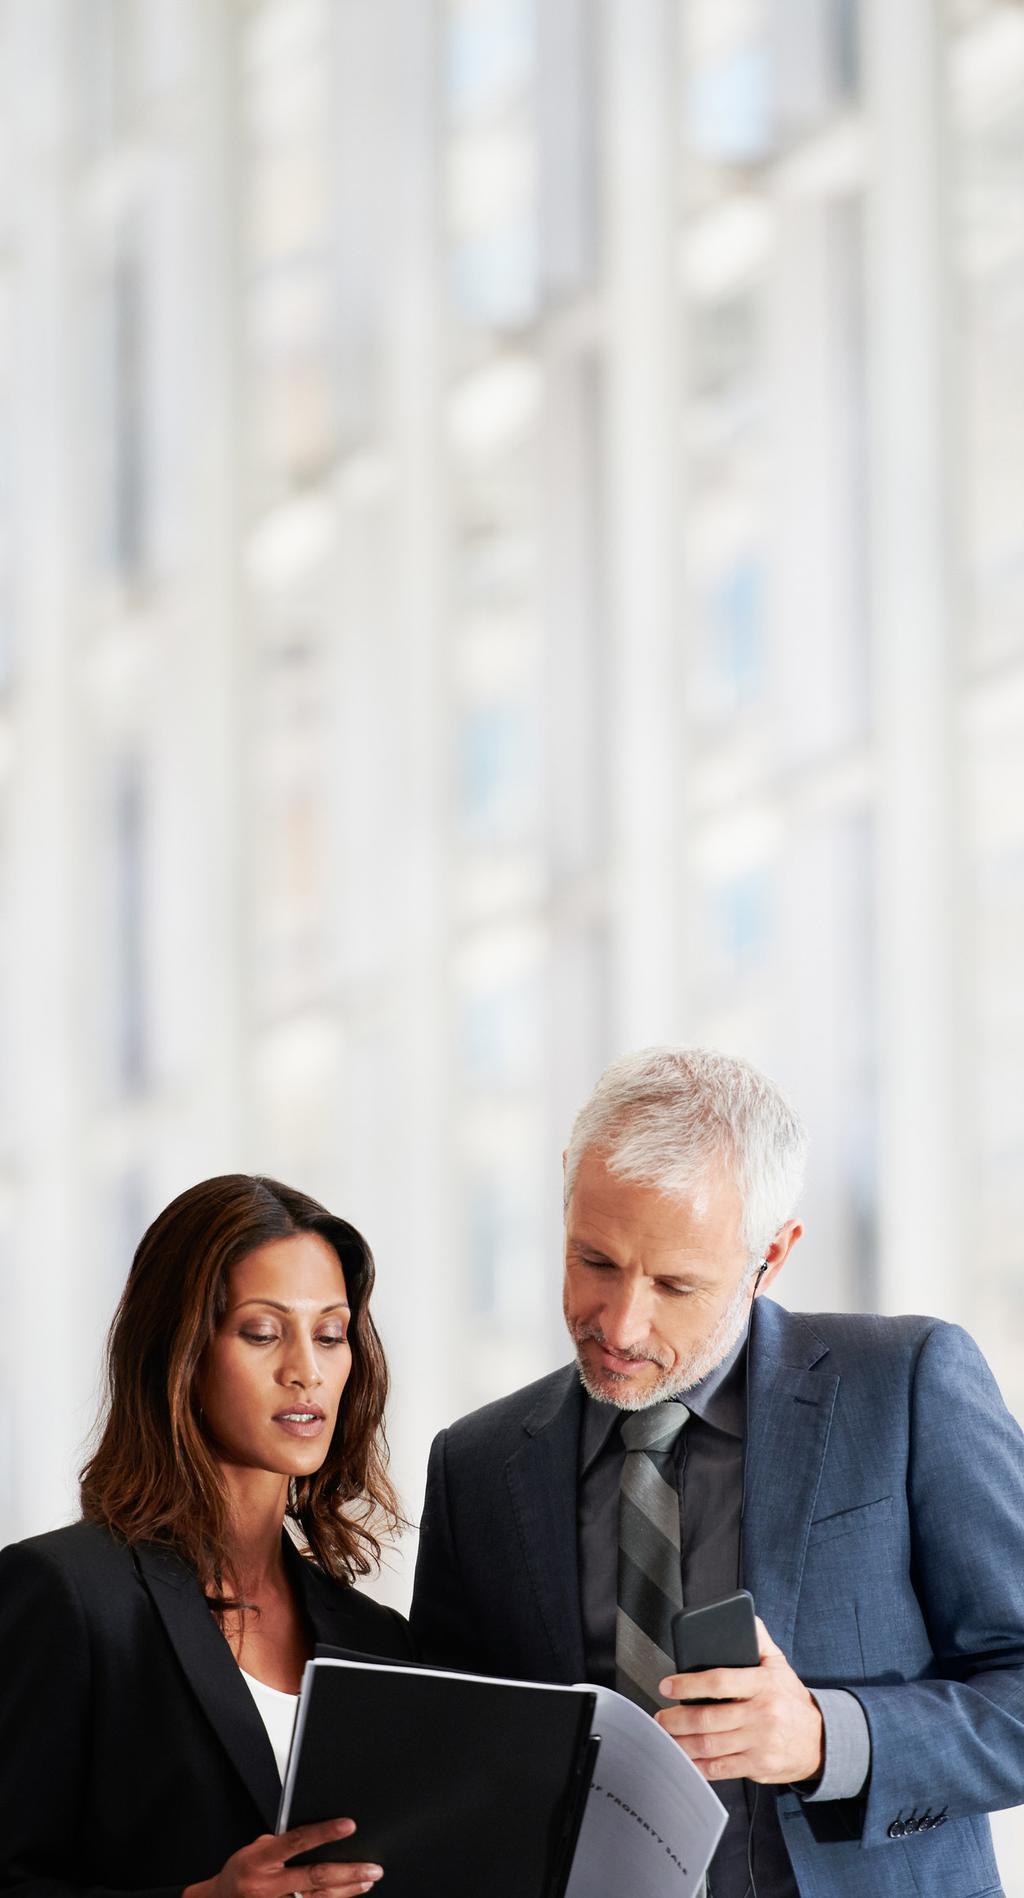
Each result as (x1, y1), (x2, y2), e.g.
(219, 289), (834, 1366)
(233, 1298), (351, 1314)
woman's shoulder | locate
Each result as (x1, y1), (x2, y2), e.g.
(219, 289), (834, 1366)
(1, 1517), (132, 1575)
(0, 1519), (141, 1604)
(0, 1520), (149, 1656)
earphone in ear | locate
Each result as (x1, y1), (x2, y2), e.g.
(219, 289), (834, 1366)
(755, 1260), (768, 1285)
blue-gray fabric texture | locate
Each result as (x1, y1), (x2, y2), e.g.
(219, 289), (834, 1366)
(411, 1298), (1024, 1896)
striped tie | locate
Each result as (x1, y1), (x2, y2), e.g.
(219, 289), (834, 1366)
(615, 1401), (689, 1712)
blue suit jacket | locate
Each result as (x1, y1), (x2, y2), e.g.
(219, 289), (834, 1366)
(411, 1298), (1024, 1897)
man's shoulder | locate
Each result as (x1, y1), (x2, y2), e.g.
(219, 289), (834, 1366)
(789, 1306), (971, 1354)
(438, 1363), (578, 1457)
(762, 1302), (992, 1389)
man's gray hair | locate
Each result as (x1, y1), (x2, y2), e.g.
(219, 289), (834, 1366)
(564, 1047), (807, 1260)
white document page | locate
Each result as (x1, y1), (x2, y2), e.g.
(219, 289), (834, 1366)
(564, 1684), (726, 1898)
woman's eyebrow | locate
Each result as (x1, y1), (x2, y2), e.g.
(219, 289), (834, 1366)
(233, 1297), (351, 1314)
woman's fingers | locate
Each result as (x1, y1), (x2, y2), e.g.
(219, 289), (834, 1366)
(286, 1863), (382, 1895)
(210, 1819), (380, 1898)
(275, 1818), (358, 1863)
(271, 1820), (382, 1896)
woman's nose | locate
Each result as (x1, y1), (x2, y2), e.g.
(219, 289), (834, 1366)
(282, 1337), (323, 1388)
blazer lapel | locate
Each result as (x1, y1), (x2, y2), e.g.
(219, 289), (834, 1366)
(134, 1542), (283, 1830)
(740, 1299), (840, 1654)
(282, 1534), (389, 1654)
(504, 1368), (587, 1683)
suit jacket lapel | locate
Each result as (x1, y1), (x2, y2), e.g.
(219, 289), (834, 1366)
(741, 1298), (840, 1654)
(134, 1542), (283, 1830)
(504, 1368), (587, 1683)
(282, 1534), (387, 1654)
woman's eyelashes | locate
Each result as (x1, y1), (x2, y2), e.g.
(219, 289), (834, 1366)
(238, 1328), (347, 1347)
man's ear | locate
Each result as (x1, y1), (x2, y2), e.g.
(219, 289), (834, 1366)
(754, 1220), (803, 1295)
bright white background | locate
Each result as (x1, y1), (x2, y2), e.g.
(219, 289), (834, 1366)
(0, 0), (1022, 1881)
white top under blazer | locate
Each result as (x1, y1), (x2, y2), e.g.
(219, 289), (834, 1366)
(239, 1668), (299, 1783)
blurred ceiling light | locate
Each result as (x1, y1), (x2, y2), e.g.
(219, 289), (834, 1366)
(773, 113), (869, 200)
(455, 855), (546, 925)
(447, 128), (536, 232)
(337, 449), (394, 507)
(682, 196), (774, 299)
(692, 806), (784, 874)
(254, 1010), (342, 1089)
(245, 491), (334, 591)
(952, 6), (1024, 115)
(685, 0), (765, 67)
(453, 918), (545, 987)
(454, 611), (536, 692)
(0, 717), (15, 786)
(448, 356), (541, 456)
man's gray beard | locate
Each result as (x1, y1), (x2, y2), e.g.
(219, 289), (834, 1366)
(571, 1269), (755, 1411)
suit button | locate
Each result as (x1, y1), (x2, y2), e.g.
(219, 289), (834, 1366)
(918, 1816), (933, 1832)
(934, 1813), (948, 1827)
(887, 1820), (905, 1839)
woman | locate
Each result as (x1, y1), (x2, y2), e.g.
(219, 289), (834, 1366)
(0, 1175), (414, 1898)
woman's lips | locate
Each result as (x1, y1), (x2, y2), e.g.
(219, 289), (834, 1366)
(272, 1409), (326, 1438)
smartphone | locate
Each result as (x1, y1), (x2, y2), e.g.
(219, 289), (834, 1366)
(670, 1590), (759, 1701)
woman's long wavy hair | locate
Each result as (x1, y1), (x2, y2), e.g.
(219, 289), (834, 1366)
(80, 1175), (400, 1599)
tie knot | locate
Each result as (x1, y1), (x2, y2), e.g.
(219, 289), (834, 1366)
(620, 1401), (690, 1454)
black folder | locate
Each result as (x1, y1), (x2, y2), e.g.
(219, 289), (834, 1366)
(277, 1654), (599, 1898)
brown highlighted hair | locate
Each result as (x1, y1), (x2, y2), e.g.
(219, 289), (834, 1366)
(80, 1175), (400, 1594)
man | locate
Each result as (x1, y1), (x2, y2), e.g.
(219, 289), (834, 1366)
(411, 1047), (1024, 1896)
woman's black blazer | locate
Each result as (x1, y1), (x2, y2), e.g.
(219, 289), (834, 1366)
(0, 1520), (414, 1898)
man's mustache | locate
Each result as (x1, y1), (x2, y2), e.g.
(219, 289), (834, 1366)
(571, 1323), (672, 1371)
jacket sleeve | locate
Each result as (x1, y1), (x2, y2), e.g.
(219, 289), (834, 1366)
(848, 1322), (1024, 1846)
(0, 1540), (182, 1898)
(409, 1429), (492, 1674)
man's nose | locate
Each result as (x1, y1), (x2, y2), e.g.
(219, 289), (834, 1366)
(600, 1277), (651, 1348)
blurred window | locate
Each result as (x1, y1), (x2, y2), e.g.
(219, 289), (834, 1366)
(0, 279), (11, 690)
(537, 0), (600, 298)
(684, 273), (772, 735)
(681, 0), (861, 183)
(683, 0), (775, 168)
(952, 3), (1024, 665)
(248, 661), (330, 1023)
(0, 1230), (13, 1525)
(95, 231), (149, 582)
(455, 926), (544, 1092)
(242, 0), (336, 507)
(110, 756), (148, 1096)
(74, 0), (128, 150)
(456, 696), (540, 846)
(966, 689), (1024, 1415)
(444, 0), (540, 329)
(464, 1155), (542, 1321)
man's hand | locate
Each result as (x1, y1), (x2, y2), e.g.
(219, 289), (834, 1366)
(655, 1616), (824, 1786)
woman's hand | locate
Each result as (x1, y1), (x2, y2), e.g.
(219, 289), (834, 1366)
(183, 1817), (383, 1898)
